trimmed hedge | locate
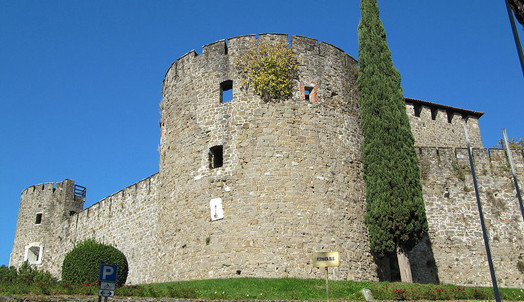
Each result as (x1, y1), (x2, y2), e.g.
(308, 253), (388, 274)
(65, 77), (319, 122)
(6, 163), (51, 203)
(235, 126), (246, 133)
(61, 239), (128, 285)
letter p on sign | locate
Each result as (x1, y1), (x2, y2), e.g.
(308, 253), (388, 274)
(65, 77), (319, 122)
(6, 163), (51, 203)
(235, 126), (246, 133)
(99, 264), (118, 282)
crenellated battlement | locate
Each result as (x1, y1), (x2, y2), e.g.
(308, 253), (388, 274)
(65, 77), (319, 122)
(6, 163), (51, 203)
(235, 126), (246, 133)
(162, 34), (356, 94)
(20, 180), (79, 209)
(416, 146), (524, 167)
(202, 39), (227, 55)
(22, 180), (68, 196)
(76, 173), (157, 215)
(414, 146), (524, 286)
(406, 99), (484, 148)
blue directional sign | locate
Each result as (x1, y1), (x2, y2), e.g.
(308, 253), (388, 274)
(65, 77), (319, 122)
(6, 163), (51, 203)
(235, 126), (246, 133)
(99, 264), (118, 282)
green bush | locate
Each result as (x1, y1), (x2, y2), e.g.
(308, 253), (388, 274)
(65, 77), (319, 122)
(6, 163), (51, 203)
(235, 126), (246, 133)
(61, 239), (128, 285)
(234, 40), (298, 102)
(0, 265), (18, 284)
(10, 262), (57, 285)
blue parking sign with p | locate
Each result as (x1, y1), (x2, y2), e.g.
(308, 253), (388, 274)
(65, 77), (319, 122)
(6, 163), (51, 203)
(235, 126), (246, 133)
(99, 264), (118, 282)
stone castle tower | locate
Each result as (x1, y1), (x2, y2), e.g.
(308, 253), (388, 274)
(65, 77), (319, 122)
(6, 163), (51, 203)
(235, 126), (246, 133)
(10, 180), (84, 273)
(10, 34), (524, 287)
(155, 33), (373, 281)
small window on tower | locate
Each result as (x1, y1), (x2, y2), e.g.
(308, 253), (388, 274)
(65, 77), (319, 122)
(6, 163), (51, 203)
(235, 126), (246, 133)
(24, 244), (43, 265)
(220, 80), (233, 103)
(209, 145), (223, 169)
(35, 213), (42, 225)
(304, 87), (313, 100)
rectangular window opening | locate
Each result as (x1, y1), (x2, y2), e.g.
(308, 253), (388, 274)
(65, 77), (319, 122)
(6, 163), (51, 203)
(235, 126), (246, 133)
(413, 104), (422, 117)
(209, 145), (223, 169)
(220, 80), (233, 103)
(304, 87), (313, 101)
(35, 213), (42, 225)
(24, 244), (43, 265)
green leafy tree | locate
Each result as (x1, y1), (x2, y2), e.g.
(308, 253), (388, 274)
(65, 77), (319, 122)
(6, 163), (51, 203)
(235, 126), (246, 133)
(234, 41), (298, 102)
(62, 239), (128, 285)
(356, 0), (428, 282)
(495, 137), (524, 149)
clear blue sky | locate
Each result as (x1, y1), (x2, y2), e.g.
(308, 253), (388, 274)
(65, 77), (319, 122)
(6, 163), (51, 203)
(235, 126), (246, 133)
(1, 0), (523, 267)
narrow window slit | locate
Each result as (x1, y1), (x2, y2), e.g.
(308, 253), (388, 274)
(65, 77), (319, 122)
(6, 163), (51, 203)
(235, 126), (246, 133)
(35, 213), (42, 225)
(209, 145), (223, 169)
(304, 87), (313, 100)
(220, 80), (233, 103)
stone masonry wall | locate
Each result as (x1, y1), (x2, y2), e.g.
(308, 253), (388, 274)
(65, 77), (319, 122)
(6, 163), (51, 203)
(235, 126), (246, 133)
(413, 147), (524, 287)
(155, 33), (377, 282)
(405, 101), (483, 148)
(10, 180), (83, 274)
(58, 174), (159, 284)
(11, 175), (159, 284)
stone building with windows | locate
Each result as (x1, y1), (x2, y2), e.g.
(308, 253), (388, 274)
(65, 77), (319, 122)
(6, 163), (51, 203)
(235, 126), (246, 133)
(10, 34), (524, 287)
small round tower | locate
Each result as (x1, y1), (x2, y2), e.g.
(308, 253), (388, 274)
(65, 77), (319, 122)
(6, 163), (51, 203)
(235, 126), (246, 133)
(10, 179), (84, 275)
(155, 34), (377, 281)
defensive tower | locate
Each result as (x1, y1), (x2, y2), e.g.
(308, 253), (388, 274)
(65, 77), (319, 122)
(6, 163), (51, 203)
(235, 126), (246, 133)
(10, 180), (85, 272)
(155, 33), (377, 281)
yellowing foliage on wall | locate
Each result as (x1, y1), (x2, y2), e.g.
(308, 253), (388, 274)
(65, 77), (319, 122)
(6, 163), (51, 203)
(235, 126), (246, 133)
(234, 41), (298, 101)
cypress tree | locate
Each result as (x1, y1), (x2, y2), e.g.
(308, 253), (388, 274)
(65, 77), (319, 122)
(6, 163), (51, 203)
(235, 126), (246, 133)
(356, 0), (428, 282)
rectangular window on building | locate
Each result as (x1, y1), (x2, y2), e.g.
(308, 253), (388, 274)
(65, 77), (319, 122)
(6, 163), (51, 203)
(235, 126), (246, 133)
(24, 244), (43, 265)
(304, 87), (313, 100)
(220, 80), (233, 103)
(209, 145), (223, 169)
(35, 213), (42, 225)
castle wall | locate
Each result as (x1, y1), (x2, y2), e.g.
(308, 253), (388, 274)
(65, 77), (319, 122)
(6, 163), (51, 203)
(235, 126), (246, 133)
(60, 174), (159, 284)
(10, 180), (82, 273)
(413, 147), (524, 287)
(10, 34), (523, 288)
(405, 101), (484, 148)
(10, 175), (159, 284)
(155, 33), (377, 282)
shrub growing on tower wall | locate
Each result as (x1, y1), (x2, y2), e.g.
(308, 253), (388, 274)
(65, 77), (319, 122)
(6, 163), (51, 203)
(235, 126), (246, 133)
(62, 239), (128, 285)
(234, 41), (298, 102)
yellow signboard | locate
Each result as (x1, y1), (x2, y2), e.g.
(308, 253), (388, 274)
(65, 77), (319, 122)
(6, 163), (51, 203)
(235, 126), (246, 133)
(312, 252), (339, 267)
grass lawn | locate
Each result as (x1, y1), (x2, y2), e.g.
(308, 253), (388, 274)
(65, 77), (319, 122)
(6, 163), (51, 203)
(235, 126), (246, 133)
(3, 277), (523, 300)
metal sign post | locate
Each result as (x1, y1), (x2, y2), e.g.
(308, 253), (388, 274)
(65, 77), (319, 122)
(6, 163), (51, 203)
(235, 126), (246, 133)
(312, 252), (339, 302)
(98, 264), (118, 302)
(502, 128), (524, 222)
